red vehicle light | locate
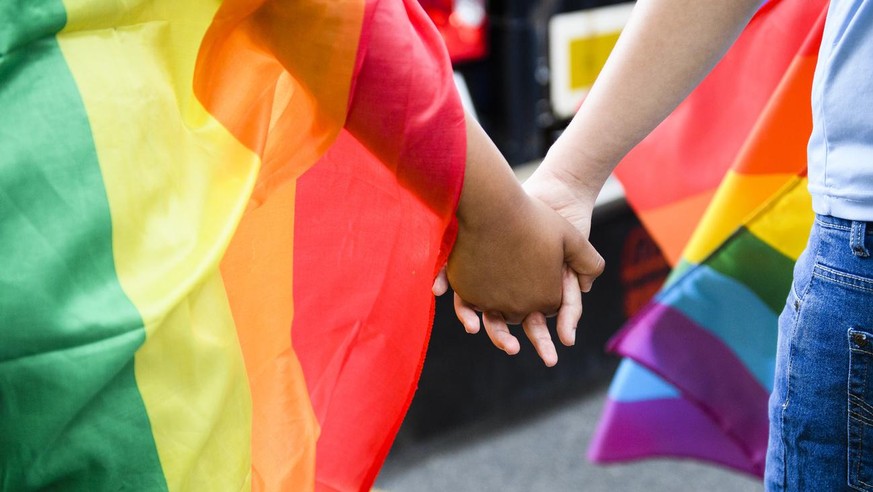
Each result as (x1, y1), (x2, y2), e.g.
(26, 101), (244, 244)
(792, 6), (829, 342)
(419, 0), (488, 63)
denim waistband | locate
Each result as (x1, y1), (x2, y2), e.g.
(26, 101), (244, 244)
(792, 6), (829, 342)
(815, 214), (873, 258)
(815, 214), (873, 234)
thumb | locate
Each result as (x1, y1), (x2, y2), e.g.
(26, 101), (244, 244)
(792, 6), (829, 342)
(562, 223), (605, 293)
(432, 266), (449, 296)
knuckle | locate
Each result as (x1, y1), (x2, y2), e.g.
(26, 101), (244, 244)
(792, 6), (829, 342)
(593, 257), (606, 276)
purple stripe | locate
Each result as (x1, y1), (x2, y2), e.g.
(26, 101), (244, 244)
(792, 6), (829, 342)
(588, 397), (762, 477)
(608, 303), (770, 467)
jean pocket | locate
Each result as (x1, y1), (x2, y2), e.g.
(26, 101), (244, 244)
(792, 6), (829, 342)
(848, 327), (873, 491)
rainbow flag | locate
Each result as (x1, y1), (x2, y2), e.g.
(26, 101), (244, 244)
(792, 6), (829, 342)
(589, 0), (827, 477)
(0, 1), (464, 490)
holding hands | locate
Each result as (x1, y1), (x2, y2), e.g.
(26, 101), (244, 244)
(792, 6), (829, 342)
(439, 0), (765, 367)
(437, 115), (604, 366)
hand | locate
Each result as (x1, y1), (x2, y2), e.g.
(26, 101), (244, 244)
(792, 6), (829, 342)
(433, 266), (585, 368)
(440, 191), (603, 366)
(446, 192), (602, 323)
(522, 157), (601, 240)
(437, 112), (604, 366)
(435, 157), (604, 366)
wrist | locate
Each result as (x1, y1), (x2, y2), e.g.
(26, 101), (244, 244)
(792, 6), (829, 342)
(529, 159), (599, 212)
(536, 141), (615, 206)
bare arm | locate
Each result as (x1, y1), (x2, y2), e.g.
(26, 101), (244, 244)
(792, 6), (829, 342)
(537, 0), (764, 205)
(450, 114), (603, 321)
(445, 113), (604, 366)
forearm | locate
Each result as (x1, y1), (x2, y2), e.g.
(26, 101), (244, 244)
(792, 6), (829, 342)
(543, 0), (763, 195)
(456, 115), (528, 232)
(451, 113), (563, 319)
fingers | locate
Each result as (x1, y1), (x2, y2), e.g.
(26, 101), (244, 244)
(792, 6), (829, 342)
(454, 293), (481, 334)
(523, 312), (558, 367)
(556, 265), (582, 347)
(563, 226), (605, 293)
(432, 267), (449, 296)
(483, 311), (520, 356)
(454, 294), (524, 359)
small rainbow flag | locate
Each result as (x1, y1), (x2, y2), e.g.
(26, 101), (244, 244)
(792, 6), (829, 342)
(589, 0), (827, 477)
(0, 1), (464, 490)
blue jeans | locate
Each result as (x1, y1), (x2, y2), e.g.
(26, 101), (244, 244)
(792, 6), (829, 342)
(766, 215), (873, 491)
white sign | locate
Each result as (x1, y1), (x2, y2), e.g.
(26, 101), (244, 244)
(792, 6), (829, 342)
(548, 3), (634, 119)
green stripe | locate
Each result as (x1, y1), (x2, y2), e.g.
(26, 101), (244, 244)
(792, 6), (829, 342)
(0, 6), (167, 491)
(706, 227), (795, 313)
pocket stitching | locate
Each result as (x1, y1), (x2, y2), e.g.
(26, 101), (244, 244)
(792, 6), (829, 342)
(813, 265), (873, 294)
(849, 327), (873, 491)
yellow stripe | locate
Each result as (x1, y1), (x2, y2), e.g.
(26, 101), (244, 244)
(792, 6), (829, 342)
(59, 2), (257, 489)
(684, 171), (797, 264)
(746, 177), (814, 261)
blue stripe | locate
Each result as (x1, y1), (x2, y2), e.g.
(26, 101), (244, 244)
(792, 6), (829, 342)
(607, 359), (681, 402)
(655, 264), (777, 390)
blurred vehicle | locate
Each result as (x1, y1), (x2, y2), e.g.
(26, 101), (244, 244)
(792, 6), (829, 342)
(419, 0), (489, 63)
(421, 0), (633, 165)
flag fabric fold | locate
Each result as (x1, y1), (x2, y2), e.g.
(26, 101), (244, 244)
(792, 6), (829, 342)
(590, 0), (827, 477)
(0, 1), (465, 490)
(613, 0), (826, 266)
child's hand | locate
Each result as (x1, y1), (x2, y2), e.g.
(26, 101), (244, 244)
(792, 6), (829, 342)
(441, 114), (604, 366)
(455, 265), (589, 367)
(447, 192), (600, 322)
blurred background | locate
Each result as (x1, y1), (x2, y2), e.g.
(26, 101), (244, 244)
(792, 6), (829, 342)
(374, 1), (764, 490)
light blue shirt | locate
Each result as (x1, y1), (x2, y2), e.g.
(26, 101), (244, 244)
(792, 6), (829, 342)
(808, 0), (873, 220)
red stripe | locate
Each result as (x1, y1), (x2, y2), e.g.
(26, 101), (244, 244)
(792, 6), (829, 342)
(615, 0), (826, 211)
(292, 1), (465, 489)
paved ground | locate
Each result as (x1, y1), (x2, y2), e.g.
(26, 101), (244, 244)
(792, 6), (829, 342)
(375, 383), (761, 492)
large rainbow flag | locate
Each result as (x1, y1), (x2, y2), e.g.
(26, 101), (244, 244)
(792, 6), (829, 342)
(0, 1), (465, 490)
(589, 0), (827, 477)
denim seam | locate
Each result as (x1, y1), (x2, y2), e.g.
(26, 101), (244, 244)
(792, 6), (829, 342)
(857, 349), (867, 488)
(848, 366), (873, 420)
(816, 264), (873, 283)
(849, 408), (873, 426)
(849, 327), (873, 491)
(813, 270), (873, 294)
(816, 217), (873, 233)
(818, 218), (853, 231)
(853, 222), (872, 258)
(780, 245), (820, 489)
(861, 355), (866, 485)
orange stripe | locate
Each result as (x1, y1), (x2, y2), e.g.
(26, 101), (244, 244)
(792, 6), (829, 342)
(220, 182), (316, 491)
(195, 1), (366, 489)
(638, 190), (716, 265)
(195, 0), (363, 186)
(732, 54), (817, 176)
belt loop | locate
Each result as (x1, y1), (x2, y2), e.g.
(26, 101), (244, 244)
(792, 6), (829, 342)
(850, 221), (870, 258)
